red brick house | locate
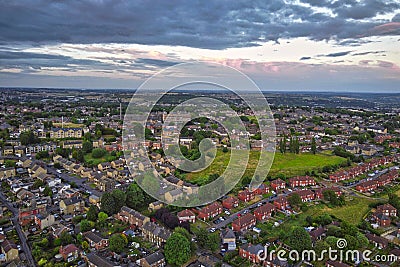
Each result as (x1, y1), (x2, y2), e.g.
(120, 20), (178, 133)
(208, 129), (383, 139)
(376, 204), (397, 217)
(273, 196), (288, 210)
(238, 190), (255, 202)
(356, 180), (378, 193)
(366, 233), (388, 249)
(239, 243), (264, 264)
(198, 202), (222, 220)
(253, 183), (269, 195)
(271, 179), (286, 191)
(177, 209), (196, 223)
(372, 212), (391, 227)
(289, 176), (316, 188)
(59, 244), (80, 262)
(222, 196), (239, 210)
(83, 231), (109, 250)
(18, 206), (46, 226)
(232, 213), (256, 232)
(295, 189), (315, 202)
(329, 170), (352, 183)
(254, 203), (275, 221)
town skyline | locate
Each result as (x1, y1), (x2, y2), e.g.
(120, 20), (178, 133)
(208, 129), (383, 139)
(0, 1), (399, 92)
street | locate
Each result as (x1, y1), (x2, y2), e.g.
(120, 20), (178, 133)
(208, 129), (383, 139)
(0, 191), (36, 266)
(214, 193), (288, 229)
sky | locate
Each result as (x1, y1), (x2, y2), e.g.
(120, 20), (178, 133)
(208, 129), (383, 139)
(0, 0), (399, 92)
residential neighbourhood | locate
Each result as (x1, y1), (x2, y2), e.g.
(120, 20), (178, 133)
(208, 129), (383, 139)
(0, 89), (399, 267)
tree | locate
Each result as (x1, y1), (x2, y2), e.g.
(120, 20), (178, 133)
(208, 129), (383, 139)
(195, 228), (219, 252)
(82, 141), (93, 153)
(314, 214), (333, 226)
(341, 221), (358, 236)
(112, 189), (126, 213)
(311, 137), (317, 154)
(72, 149), (84, 162)
(287, 227), (312, 252)
(279, 138), (285, 153)
(80, 219), (92, 232)
(98, 212), (108, 226)
(126, 183), (145, 210)
(92, 148), (106, 158)
(314, 240), (330, 260)
(154, 208), (180, 229)
(344, 234), (358, 250)
(109, 234), (128, 254)
(32, 180), (45, 189)
(20, 131), (39, 145)
(43, 186), (53, 197)
(323, 190), (345, 207)
(60, 231), (73, 245)
(87, 205), (99, 222)
(100, 192), (116, 215)
(356, 232), (369, 248)
(4, 160), (16, 168)
(288, 193), (302, 209)
(164, 233), (191, 266)
(173, 227), (191, 242)
(81, 241), (89, 251)
(36, 151), (49, 160)
(295, 137), (300, 154)
(205, 232), (220, 252)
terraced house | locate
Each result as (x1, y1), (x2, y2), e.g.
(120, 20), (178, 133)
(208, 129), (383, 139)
(232, 213), (256, 232)
(115, 206), (150, 228)
(141, 222), (171, 247)
(60, 197), (85, 215)
(197, 202), (223, 220)
(289, 176), (316, 188)
(50, 127), (82, 139)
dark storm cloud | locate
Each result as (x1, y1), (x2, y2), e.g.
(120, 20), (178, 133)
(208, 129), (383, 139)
(300, 56), (312, 60)
(323, 51), (353, 57)
(392, 13), (400, 22)
(337, 39), (377, 46)
(334, 0), (400, 20)
(0, 0), (399, 50)
(352, 50), (385, 56)
(0, 50), (111, 70)
(302, 0), (400, 20)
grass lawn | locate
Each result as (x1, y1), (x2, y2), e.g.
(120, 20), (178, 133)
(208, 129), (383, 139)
(262, 197), (378, 239)
(307, 197), (378, 224)
(84, 152), (117, 166)
(269, 152), (346, 177)
(186, 149), (346, 183)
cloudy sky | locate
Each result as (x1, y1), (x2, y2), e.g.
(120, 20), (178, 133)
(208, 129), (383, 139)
(0, 0), (399, 92)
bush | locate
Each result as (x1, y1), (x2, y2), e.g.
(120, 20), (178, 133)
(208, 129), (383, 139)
(92, 148), (107, 158)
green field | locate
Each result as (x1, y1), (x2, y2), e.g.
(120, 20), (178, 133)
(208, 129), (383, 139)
(305, 197), (377, 224)
(261, 197), (378, 240)
(185, 150), (347, 183)
(84, 152), (117, 166)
